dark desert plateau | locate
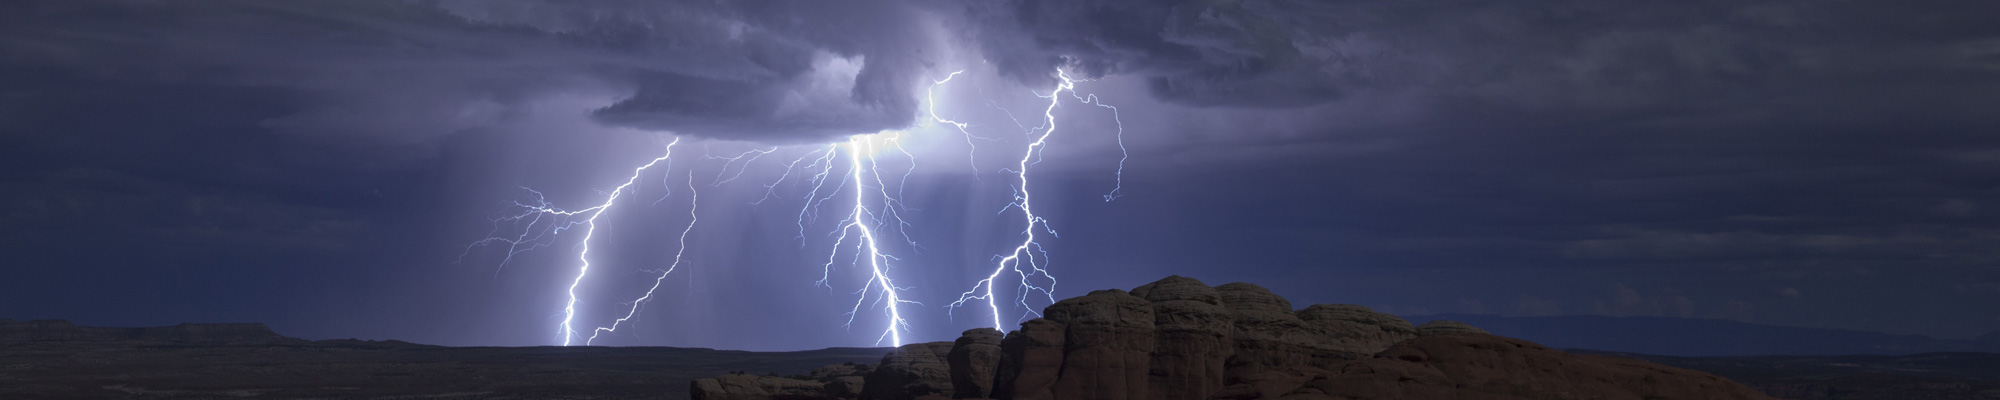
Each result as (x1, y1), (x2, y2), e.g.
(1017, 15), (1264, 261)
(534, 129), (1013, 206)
(5, 277), (1995, 400)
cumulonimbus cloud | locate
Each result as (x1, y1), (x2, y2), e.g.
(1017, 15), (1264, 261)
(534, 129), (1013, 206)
(1, 0), (948, 144)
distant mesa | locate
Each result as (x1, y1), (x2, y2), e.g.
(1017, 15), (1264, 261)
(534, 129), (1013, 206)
(0, 319), (303, 344)
(0, 319), (439, 349)
(693, 275), (1776, 400)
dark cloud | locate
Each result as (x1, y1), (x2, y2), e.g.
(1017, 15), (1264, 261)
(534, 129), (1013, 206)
(957, 0), (2000, 116)
(3, 0), (2000, 347)
(0, 0), (949, 144)
(446, 0), (943, 142)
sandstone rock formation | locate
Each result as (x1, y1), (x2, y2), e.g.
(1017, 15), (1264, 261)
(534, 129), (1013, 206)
(1295, 304), (1417, 356)
(690, 362), (882, 400)
(990, 277), (1430, 400)
(693, 276), (1776, 400)
(1414, 319), (1488, 336)
(1130, 276), (1232, 400)
(861, 341), (956, 399)
(816, 363), (878, 399)
(993, 318), (1066, 400)
(947, 328), (1003, 398)
(691, 374), (827, 400)
(1043, 289), (1156, 400)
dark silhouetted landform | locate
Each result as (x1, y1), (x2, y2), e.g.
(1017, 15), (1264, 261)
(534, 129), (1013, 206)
(1580, 350), (2000, 400)
(693, 276), (1780, 400)
(0, 319), (303, 344)
(1403, 314), (2000, 356)
(0, 319), (887, 399)
(9, 277), (1997, 400)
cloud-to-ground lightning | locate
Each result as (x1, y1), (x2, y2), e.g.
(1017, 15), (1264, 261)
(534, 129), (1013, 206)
(465, 67), (1126, 347)
(587, 171), (700, 345)
(951, 69), (1126, 331)
(822, 135), (918, 346)
(462, 138), (686, 346)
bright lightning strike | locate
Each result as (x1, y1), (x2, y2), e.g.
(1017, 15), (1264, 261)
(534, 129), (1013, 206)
(951, 69), (1126, 331)
(587, 171), (699, 345)
(461, 138), (685, 346)
(465, 67), (1126, 348)
(809, 135), (920, 346)
(551, 139), (683, 346)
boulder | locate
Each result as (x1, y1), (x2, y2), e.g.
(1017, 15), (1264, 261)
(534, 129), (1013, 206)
(947, 328), (1004, 398)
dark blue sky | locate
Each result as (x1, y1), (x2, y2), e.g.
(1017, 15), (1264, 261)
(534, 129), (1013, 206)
(2, 0), (1997, 350)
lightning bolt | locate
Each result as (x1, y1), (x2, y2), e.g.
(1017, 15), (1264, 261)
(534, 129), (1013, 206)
(550, 139), (686, 346)
(464, 67), (1125, 347)
(460, 138), (684, 346)
(587, 170), (700, 345)
(812, 134), (919, 346)
(951, 69), (1124, 330)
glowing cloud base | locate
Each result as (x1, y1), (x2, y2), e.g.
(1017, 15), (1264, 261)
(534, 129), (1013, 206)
(464, 69), (1125, 347)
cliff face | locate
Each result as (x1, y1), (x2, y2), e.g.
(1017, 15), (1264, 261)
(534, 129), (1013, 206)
(0, 319), (299, 344)
(695, 275), (1778, 400)
(984, 278), (1422, 400)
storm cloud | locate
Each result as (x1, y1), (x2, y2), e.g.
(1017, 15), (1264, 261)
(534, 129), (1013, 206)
(1, 0), (952, 144)
(958, 0), (2000, 126)
(2, 0), (1998, 349)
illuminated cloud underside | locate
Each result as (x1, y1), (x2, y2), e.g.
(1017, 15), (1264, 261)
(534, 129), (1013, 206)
(464, 68), (1125, 347)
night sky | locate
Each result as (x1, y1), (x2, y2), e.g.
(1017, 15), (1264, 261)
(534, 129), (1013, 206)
(3, 0), (1998, 351)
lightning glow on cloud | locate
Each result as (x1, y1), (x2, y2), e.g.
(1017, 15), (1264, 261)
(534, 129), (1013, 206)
(464, 68), (1124, 347)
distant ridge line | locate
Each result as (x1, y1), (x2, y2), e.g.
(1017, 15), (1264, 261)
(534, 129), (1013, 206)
(0, 319), (299, 344)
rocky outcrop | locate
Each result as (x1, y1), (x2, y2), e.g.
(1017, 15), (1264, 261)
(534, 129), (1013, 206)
(1043, 289), (1155, 400)
(689, 362), (878, 400)
(1216, 282), (1313, 375)
(946, 328), (1003, 398)
(861, 341), (955, 400)
(1295, 304), (1416, 356)
(993, 318), (1065, 400)
(814, 364), (875, 399)
(691, 374), (827, 400)
(691, 276), (1776, 400)
(1131, 276), (1232, 400)
(985, 277), (1435, 399)
(1415, 319), (1487, 336)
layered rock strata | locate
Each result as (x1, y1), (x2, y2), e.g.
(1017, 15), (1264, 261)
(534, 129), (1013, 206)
(695, 276), (1774, 400)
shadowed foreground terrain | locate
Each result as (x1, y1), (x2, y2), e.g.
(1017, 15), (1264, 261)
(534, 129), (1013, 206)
(1580, 350), (2000, 400)
(1405, 314), (2000, 357)
(0, 320), (889, 399)
(8, 280), (1998, 400)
